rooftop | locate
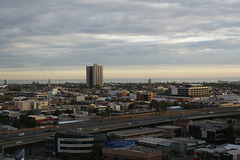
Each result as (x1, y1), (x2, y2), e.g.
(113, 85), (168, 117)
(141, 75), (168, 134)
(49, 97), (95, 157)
(108, 128), (163, 137)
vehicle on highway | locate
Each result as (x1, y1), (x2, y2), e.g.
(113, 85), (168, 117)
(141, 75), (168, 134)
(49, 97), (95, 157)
(126, 122), (132, 125)
(16, 141), (22, 144)
(93, 128), (99, 131)
(208, 111), (214, 114)
(18, 133), (25, 137)
(40, 126), (46, 129)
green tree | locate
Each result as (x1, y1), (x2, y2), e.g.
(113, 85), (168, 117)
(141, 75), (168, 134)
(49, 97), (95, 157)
(20, 115), (29, 124)
(53, 121), (59, 125)
(64, 109), (73, 114)
(125, 98), (132, 102)
(20, 114), (37, 128)
(60, 152), (72, 160)
(27, 110), (35, 115)
(199, 151), (212, 160)
(224, 125), (235, 143)
(13, 119), (22, 129)
(128, 103), (135, 110)
(90, 143), (104, 160)
(54, 109), (62, 116)
(149, 100), (159, 109)
(105, 108), (110, 115)
(107, 133), (117, 140)
(28, 119), (37, 128)
(0, 115), (10, 125)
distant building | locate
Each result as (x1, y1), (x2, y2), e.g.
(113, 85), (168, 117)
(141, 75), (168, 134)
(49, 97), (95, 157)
(102, 147), (162, 160)
(4, 79), (8, 85)
(48, 78), (51, 87)
(165, 84), (211, 98)
(14, 100), (50, 111)
(148, 78), (151, 85)
(194, 144), (240, 160)
(137, 91), (153, 101)
(86, 64), (103, 87)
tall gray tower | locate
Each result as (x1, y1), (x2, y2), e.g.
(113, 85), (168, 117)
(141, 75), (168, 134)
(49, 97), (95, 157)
(86, 64), (103, 87)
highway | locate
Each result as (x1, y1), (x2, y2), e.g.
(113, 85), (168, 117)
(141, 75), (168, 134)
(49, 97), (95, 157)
(1, 106), (240, 148)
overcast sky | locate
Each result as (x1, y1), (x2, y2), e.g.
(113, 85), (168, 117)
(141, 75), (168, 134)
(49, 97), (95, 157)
(0, 0), (240, 80)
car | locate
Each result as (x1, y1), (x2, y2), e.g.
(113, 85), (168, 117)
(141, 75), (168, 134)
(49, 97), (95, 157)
(127, 122), (132, 125)
(18, 133), (25, 137)
(16, 141), (23, 144)
(93, 128), (99, 131)
(208, 111), (214, 114)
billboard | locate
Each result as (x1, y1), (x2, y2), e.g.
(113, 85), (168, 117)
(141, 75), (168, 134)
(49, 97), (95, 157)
(104, 140), (135, 148)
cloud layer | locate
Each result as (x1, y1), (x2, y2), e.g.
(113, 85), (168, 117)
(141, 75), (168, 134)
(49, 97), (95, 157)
(0, 0), (240, 79)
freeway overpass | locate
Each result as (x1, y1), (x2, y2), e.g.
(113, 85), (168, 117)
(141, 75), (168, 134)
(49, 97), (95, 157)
(1, 106), (240, 148)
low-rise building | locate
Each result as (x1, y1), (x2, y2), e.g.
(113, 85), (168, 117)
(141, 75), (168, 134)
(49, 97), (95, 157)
(137, 137), (206, 157)
(45, 128), (106, 157)
(102, 147), (162, 160)
(188, 120), (228, 143)
(137, 91), (153, 101)
(156, 125), (183, 138)
(15, 100), (50, 111)
(194, 144), (240, 160)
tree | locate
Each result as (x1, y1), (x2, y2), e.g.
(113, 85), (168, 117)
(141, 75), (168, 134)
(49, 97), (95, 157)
(149, 100), (159, 109)
(53, 121), (59, 125)
(54, 110), (62, 116)
(224, 125), (235, 143)
(199, 151), (212, 160)
(90, 143), (104, 160)
(105, 108), (111, 115)
(28, 119), (37, 128)
(128, 104), (135, 110)
(27, 110), (35, 115)
(20, 115), (29, 125)
(60, 152), (72, 160)
(20, 114), (37, 128)
(107, 133), (117, 140)
(13, 119), (22, 129)
(64, 109), (73, 114)
(0, 115), (10, 125)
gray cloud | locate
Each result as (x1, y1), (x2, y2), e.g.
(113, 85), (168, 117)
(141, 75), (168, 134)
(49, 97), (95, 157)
(0, 0), (240, 74)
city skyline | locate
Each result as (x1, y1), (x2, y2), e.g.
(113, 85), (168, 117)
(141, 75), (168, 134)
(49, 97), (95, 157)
(0, 1), (240, 80)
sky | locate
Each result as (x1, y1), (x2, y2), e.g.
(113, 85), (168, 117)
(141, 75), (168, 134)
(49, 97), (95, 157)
(0, 0), (240, 80)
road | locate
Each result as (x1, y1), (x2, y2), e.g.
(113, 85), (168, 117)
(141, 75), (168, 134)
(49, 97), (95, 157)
(1, 106), (240, 148)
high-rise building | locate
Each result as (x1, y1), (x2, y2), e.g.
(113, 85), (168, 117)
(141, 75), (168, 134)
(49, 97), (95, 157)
(48, 78), (51, 87)
(86, 64), (103, 87)
(4, 79), (8, 85)
(148, 78), (151, 85)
